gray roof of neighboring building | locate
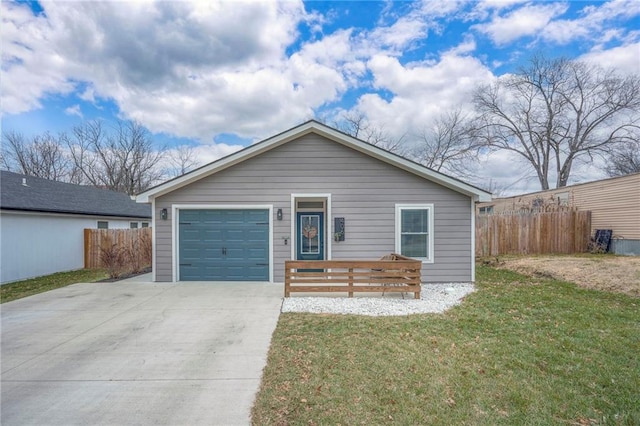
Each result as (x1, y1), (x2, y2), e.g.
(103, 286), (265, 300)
(0, 170), (151, 218)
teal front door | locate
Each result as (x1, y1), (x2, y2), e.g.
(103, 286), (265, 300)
(296, 212), (324, 261)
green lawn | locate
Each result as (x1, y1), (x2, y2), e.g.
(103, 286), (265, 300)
(252, 265), (640, 425)
(0, 269), (108, 303)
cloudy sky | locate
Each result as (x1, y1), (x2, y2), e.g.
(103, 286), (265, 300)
(2, 0), (639, 194)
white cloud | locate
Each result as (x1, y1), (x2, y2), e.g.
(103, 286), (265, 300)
(155, 142), (245, 181)
(445, 36), (477, 56)
(368, 15), (429, 52)
(542, 0), (640, 45)
(1, 0), (326, 140)
(0, 2), (75, 114)
(2, 0), (637, 177)
(193, 142), (244, 164)
(64, 104), (83, 118)
(78, 86), (97, 103)
(476, 0), (529, 11)
(472, 149), (609, 196)
(580, 42), (640, 75)
(364, 0), (466, 55)
(357, 53), (494, 140)
(474, 3), (569, 45)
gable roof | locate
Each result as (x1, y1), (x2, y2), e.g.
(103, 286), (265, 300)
(137, 120), (492, 203)
(1, 170), (151, 218)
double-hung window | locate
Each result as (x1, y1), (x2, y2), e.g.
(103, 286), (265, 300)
(395, 204), (434, 262)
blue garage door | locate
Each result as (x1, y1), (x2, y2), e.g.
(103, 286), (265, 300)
(178, 209), (269, 281)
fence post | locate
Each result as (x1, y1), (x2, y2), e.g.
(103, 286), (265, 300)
(84, 229), (90, 269)
(284, 263), (291, 297)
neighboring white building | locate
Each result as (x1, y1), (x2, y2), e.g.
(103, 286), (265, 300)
(0, 171), (151, 284)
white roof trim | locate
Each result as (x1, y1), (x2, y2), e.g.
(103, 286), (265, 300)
(136, 121), (492, 203)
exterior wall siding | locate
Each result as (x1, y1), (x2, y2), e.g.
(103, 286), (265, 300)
(611, 238), (640, 256)
(154, 134), (473, 283)
(478, 173), (640, 240)
(0, 211), (144, 284)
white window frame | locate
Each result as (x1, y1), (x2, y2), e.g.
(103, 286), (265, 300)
(130, 222), (139, 229)
(395, 204), (434, 263)
(97, 221), (109, 229)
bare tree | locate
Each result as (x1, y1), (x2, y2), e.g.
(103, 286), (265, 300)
(474, 55), (640, 190)
(334, 112), (406, 153)
(411, 109), (479, 179)
(165, 145), (201, 177)
(68, 120), (165, 195)
(605, 140), (640, 176)
(1, 131), (72, 181)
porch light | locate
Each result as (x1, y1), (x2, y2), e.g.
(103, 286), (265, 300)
(277, 208), (283, 220)
(160, 208), (168, 220)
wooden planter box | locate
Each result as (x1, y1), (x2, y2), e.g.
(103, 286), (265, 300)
(284, 254), (422, 299)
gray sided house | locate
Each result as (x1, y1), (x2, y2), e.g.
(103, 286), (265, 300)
(0, 171), (151, 283)
(137, 121), (491, 284)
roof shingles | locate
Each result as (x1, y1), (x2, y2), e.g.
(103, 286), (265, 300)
(0, 171), (151, 218)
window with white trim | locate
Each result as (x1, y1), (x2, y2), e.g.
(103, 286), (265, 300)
(130, 222), (139, 229)
(97, 221), (109, 229)
(395, 204), (434, 262)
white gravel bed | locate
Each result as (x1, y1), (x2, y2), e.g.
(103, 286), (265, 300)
(281, 283), (476, 316)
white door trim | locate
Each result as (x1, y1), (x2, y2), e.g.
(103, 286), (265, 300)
(290, 194), (332, 261)
(151, 198), (157, 282)
(470, 198), (476, 282)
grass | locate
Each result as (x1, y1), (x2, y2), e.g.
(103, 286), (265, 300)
(252, 265), (640, 425)
(1, 269), (108, 303)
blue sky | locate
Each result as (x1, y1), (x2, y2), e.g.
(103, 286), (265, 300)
(2, 0), (639, 194)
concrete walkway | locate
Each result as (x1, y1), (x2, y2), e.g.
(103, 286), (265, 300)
(1, 278), (283, 425)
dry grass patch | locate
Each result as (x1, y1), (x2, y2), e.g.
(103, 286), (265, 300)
(492, 255), (640, 297)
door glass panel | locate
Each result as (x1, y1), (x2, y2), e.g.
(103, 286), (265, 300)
(300, 214), (320, 254)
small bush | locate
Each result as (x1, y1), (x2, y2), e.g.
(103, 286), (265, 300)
(125, 232), (152, 274)
(100, 238), (128, 279)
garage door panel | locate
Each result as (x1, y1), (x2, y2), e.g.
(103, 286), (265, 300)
(180, 228), (203, 239)
(248, 248), (268, 257)
(226, 266), (267, 281)
(180, 265), (225, 281)
(203, 248), (222, 258)
(178, 209), (269, 281)
(203, 229), (223, 238)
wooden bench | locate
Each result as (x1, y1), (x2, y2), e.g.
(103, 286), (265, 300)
(284, 256), (422, 299)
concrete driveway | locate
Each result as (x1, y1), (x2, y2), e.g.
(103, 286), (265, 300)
(1, 277), (283, 425)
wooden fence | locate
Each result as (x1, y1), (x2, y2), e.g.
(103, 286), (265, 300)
(475, 209), (591, 257)
(285, 256), (422, 299)
(84, 228), (152, 269)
